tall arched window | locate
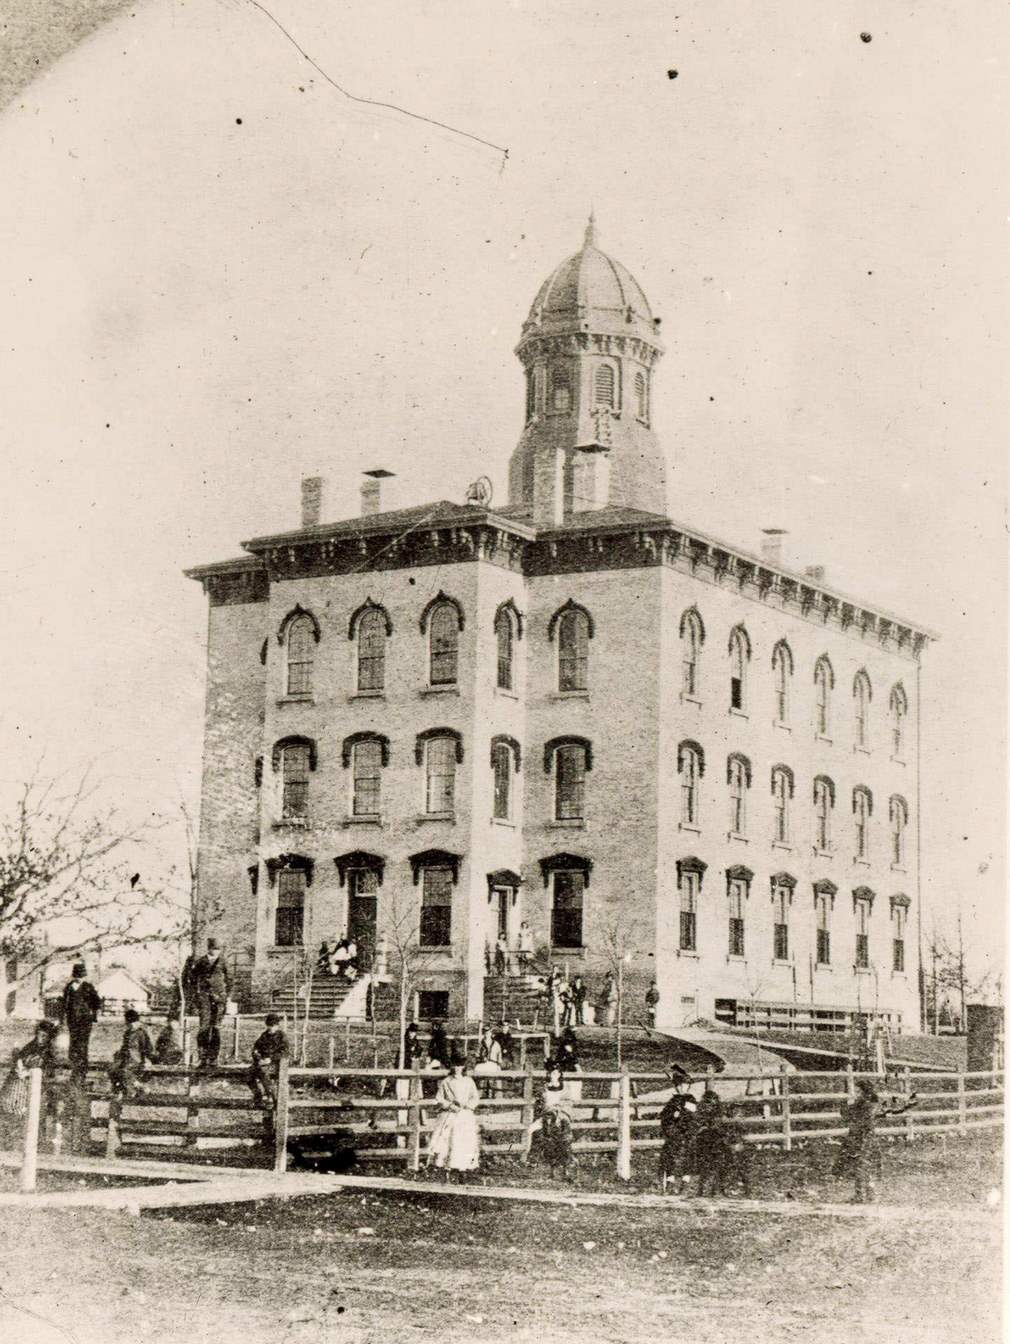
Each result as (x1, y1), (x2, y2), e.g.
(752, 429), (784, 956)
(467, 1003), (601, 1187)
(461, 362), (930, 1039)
(275, 870), (306, 947)
(546, 737), (591, 822)
(357, 607), (388, 692)
(555, 606), (591, 692)
(889, 683), (908, 759)
(726, 866), (752, 957)
(525, 368), (537, 421)
(853, 785), (873, 860)
(814, 881), (835, 965)
(813, 775), (835, 852)
(771, 874), (795, 961)
(279, 741), (312, 820)
(594, 364), (615, 408)
(728, 625), (751, 711)
(424, 735), (458, 815)
(551, 367), (571, 412)
(727, 753), (751, 836)
(428, 601), (460, 686)
(634, 370), (647, 421)
(285, 614), (316, 696)
(678, 740), (704, 826)
(814, 655), (834, 736)
(772, 639), (793, 725)
(890, 795), (909, 868)
(853, 888), (874, 969)
(352, 739), (384, 817)
(491, 737), (520, 821)
(771, 764), (793, 843)
(853, 669), (872, 749)
(677, 858), (706, 952)
(495, 606), (515, 691)
(680, 607), (704, 697)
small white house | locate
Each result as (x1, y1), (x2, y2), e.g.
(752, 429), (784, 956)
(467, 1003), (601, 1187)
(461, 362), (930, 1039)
(96, 967), (150, 1016)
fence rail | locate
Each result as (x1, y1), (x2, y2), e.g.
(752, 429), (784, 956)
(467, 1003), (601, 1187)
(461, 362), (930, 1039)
(12, 1062), (1003, 1189)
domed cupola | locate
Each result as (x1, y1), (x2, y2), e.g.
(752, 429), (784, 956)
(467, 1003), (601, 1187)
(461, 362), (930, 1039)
(508, 217), (668, 527)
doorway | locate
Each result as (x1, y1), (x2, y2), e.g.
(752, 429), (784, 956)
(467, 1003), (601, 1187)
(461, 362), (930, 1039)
(347, 869), (378, 971)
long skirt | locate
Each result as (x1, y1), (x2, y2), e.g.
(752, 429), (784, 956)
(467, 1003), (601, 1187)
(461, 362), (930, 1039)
(428, 1108), (480, 1171)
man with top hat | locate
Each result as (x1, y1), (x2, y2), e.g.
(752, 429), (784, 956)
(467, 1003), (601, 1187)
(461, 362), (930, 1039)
(193, 937), (230, 1069)
(59, 961), (102, 1085)
(657, 1064), (698, 1194)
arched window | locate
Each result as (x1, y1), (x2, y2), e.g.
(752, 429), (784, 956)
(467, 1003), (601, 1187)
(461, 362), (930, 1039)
(814, 654), (834, 736)
(634, 370), (648, 421)
(889, 683), (908, 759)
(813, 775), (834, 852)
(853, 785), (873, 860)
(285, 613), (316, 697)
(525, 368), (537, 421)
(428, 601), (460, 686)
(853, 669), (872, 748)
(420, 866), (453, 948)
(726, 866), (752, 957)
(890, 795), (909, 867)
(546, 737), (592, 822)
(678, 740), (704, 826)
(680, 607), (704, 697)
(814, 880), (835, 965)
(677, 858), (706, 952)
(495, 604), (517, 691)
(594, 364), (615, 408)
(770, 764), (793, 843)
(553, 604), (592, 692)
(551, 367), (572, 412)
(275, 869), (306, 947)
(772, 639), (793, 725)
(890, 893), (910, 972)
(422, 733), (461, 815)
(727, 753), (751, 836)
(853, 888), (874, 969)
(279, 740), (312, 821)
(356, 606), (388, 692)
(728, 625), (751, 711)
(352, 738), (384, 817)
(771, 874), (795, 962)
(491, 737), (520, 821)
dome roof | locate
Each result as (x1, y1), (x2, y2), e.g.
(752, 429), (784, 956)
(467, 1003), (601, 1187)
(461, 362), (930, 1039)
(521, 217), (660, 348)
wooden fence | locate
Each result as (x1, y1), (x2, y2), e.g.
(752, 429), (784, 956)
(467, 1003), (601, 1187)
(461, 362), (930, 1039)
(12, 1063), (1002, 1190)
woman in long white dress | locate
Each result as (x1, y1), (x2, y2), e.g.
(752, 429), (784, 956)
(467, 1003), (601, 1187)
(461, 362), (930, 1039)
(428, 1052), (480, 1177)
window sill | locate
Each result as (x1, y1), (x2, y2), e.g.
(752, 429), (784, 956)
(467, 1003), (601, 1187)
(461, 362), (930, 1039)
(416, 945), (453, 955)
(273, 818), (311, 831)
(853, 857), (871, 868)
(551, 946), (586, 957)
(277, 694), (314, 706)
(812, 848), (834, 860)
(771, 840), (793, 853)
(854, 966), (874, 976)
(891, 971), (907, 980)
(726, 955), (747, 965)
(890, 864), (907, 874)
(814, 734), (833, 746)
(490, 818), (516, 829)
(266, 945), (302, 956)
(814, 962), (833, 972)
(420, 685), (460, 697)
(343, 815), (383, 828)
(727, 832), (749, 844)
(853, 745), (871, 756)
(679, 822), (701, 835)
(494, 687), (519, 700)
(550, 691), (590, 702)
(728, 708), (749, 721)
(773, 720), (791, 732)
(772, 959), (793, 968)
(890, 755), (906, 767)
(415, 812), (456, 824)
(677, 949), (700, 959)
(680, 694), (703, 707)
(348, 690), (385, 702)
(548, 819), (586, 830)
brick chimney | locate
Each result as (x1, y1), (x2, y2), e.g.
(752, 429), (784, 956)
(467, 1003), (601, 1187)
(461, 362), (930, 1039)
(300, 476), (324, 528)
(760, 528), (787, 566)
(570, 444), (612, 514)
(361, 468), (394, 517)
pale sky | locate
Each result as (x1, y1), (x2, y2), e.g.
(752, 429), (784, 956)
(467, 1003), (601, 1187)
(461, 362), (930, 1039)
(0, 0), (1006, 982)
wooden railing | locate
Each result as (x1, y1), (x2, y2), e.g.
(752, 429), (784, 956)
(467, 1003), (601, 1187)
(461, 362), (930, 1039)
(14, 1063), (1002, 1190)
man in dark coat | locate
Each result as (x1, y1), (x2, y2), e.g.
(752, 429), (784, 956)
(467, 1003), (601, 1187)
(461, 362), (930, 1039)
(193, 937), (230, 1068)
(249, 1013), (289, 1110)
(59, 962), (102, 1084)
(834, 1078), (916, 1203)
(658, 1066), (697, 1194)
(109, 1008), (153, 1099)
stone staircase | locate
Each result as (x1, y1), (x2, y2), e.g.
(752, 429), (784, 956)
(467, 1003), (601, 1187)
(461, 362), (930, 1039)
(268, 971), (362, 1020)
(483, 974), (549, 1027)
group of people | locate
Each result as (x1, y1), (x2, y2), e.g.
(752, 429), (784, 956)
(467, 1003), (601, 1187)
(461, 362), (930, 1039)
(657, 1068), (752, 1197)
(316, 938), (362, 981)
(537, 968), (662, 1033)
(483, 922), (536, 976)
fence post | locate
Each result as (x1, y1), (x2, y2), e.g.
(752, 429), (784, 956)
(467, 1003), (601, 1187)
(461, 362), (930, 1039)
(616, 1070), (632, 1181)
(273, 1054), (290, 1173)
(105, 1094), (120, 1160)
(232, 1014), (241, 1061)
(184, 1067), (200, 1149)
(409, 1068), (422, 1173)
(345, 1017), (351, 1062)
(780, 1065), (792, 1152)
(957, 1067), (967, 1137)
(20, 1067), (43, 1193)
(903, 1066), (915, 1143)
(845, 1062), (855, 1101)
(327, 1036), (335, 1071)
(520, 1068), (535, 1159)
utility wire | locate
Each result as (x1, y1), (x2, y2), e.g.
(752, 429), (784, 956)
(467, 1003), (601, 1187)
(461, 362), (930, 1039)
(246, 0), (509, 164)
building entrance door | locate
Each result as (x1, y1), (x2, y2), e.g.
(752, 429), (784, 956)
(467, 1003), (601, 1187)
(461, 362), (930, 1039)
(347, 871), (378, 971)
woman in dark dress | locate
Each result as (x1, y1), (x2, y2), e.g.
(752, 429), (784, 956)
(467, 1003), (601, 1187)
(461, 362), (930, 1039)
(0, 1020), (60, 1139)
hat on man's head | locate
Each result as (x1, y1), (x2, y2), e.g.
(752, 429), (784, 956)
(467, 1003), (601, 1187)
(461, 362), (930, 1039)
(72, 962), (86, 977)
(668, 1064), (690, 1084)
(125, 1008), (140, 1023)
(36, 1019), (59, 1037)
(449, 1048), (468, 1067)
(265, 1013), (281, 1026)
(207, 937), (220, 951)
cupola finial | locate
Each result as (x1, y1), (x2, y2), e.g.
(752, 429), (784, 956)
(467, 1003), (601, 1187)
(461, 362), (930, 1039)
(583, 209), (597, 249)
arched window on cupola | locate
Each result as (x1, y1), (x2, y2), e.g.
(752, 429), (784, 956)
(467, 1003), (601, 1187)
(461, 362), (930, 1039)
(593, 363), (616, 408)
(633, 370), (648, 422)
(551, 366), (572, 413)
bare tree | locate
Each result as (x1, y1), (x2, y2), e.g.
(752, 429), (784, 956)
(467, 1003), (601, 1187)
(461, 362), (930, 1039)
(0, 765), (182, 995)
(383, 885), (429, 1068)
(598, 911), (651, 1068)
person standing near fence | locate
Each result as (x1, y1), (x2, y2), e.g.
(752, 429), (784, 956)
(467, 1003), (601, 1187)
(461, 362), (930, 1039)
(249, 1013), (289, 1112)
(597, 971), (617, 1026)
(193, 938), (230, 1069)
(109, 1008), (153, 1100)
(569, 974), (587, 1026)
(428, 1050), (481, 1179)
(645, 981), (660, 1029)
(0, 1020), (59, 1142)
(59, 962), (102, 1085)
(516, 921), (533, 970)
(834, 1078), (917, 1204)
(657, 1066), (697, 1195)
